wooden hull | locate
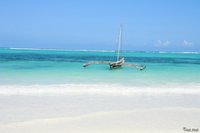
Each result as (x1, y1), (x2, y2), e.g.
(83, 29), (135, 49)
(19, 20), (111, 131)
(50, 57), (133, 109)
(110, 64), (122, 69)
(109, 58), (124, 69)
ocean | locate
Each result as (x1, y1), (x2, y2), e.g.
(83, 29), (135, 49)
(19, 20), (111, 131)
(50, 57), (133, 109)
(0, 48), (200, 90)
(0, 48), (200, 133)
(0, 48), (200, 86)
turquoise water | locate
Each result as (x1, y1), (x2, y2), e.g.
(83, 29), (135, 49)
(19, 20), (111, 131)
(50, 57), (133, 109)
(0, 48), (200, 86)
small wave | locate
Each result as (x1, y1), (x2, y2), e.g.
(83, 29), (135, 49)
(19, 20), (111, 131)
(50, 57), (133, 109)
(8, 48), (115, 52)
(0, 83), (200, 95)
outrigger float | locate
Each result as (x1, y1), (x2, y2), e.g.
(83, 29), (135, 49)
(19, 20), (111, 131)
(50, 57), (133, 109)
(83, 23), (146, 71)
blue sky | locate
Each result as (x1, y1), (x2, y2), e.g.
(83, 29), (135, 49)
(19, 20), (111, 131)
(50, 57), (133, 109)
(0, 0), (200, 52)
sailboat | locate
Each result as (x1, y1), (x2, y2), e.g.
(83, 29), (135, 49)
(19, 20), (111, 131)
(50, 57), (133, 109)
(83, 23), (146, 71)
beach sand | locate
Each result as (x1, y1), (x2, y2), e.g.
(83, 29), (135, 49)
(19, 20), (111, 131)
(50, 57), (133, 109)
(0, 91), (200, 133)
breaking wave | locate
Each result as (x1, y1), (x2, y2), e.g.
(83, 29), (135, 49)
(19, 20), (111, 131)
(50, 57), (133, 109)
(1, 83), (200, 95)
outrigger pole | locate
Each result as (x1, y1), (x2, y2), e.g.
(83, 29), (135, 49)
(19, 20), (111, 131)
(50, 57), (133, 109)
(83, 58), (146, 71)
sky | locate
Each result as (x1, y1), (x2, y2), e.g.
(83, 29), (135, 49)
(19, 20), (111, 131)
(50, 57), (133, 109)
(0, 0), (200, 52)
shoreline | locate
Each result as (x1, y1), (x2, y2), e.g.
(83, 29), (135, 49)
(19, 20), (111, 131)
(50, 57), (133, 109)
(0, 83), (200, 96)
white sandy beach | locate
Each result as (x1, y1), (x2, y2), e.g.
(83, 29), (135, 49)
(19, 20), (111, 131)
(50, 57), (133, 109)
(0, 85), (200, 133)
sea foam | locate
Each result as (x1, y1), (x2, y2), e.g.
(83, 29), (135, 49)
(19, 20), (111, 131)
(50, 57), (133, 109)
(0, 83), (200, 95)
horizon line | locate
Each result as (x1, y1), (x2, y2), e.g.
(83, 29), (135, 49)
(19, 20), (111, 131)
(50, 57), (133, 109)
(0, 47), (199, 54)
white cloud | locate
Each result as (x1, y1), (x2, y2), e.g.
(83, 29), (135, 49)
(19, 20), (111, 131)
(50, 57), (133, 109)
(154, 40), (171, 47)
(182, 40), (194, 47)
(163, 41), (171, 46)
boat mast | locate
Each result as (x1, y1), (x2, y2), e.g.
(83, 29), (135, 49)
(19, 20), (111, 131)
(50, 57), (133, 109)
(117, 23), (123, 61)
